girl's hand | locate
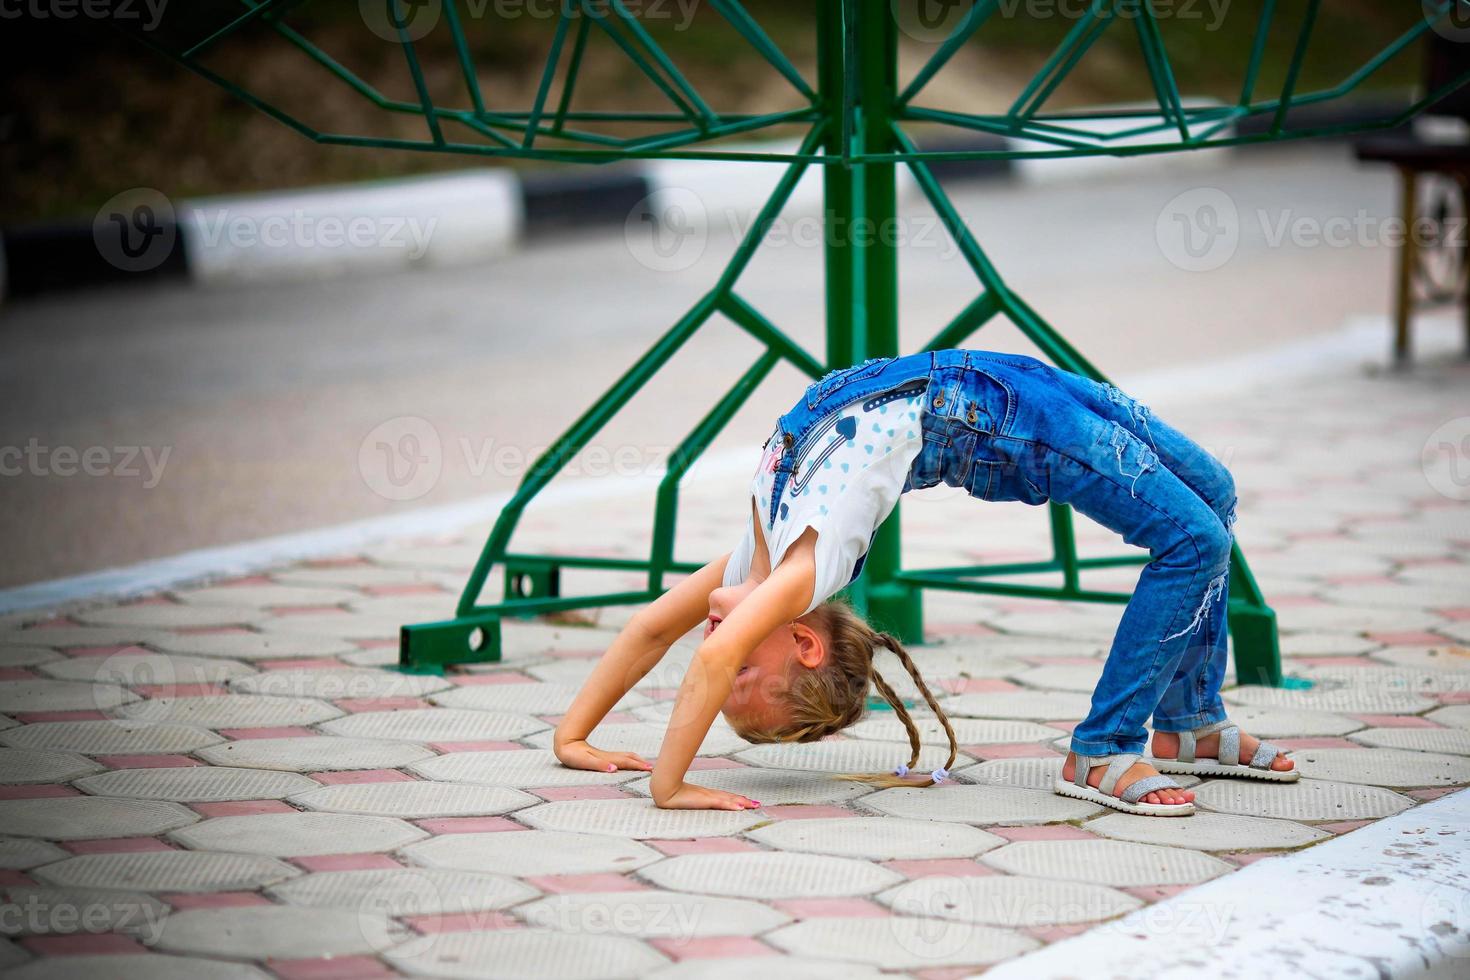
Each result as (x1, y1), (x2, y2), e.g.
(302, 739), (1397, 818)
(655, 782), (762, 811)
(554, 738), (654, 774)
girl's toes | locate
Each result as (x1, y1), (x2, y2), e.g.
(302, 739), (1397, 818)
(1272, 755), (1294, 772)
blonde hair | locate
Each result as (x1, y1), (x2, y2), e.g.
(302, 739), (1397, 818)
(727, 598), (958, 789)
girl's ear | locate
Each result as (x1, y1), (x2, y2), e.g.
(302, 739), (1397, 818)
(791, 621), (827, 670)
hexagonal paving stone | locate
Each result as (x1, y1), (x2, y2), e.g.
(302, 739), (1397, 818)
(954, 757), (1068, 791)
(1214, 704), (1364, 739)
(431, 681), (645, 713)
(196, 736), (434, 772)
(1287, 747), (1470, 786)
(942, 691), (1093, 721)
(171, 812), (427, 856)
(980, 839), (1232, 886)
(256, 614), (403, 641)
(0, 720), (223, 755)
(0, 797), (197, 839)
(74, 766), (319, 802)
(320, 708), (547, 742)
(0, 627), (167, 650)
(649, 956), (886, 980)
(39, 652), (254, 687)
(880, 874), (1140, 926)
(1192, 777), (1413, 821)
(515, 889), (788, 937)
(34, 851), (301, 893)
(748, 817), (1004, 860)
(1, 886), (168, 936)
(517, 798), (761, 839)
(1349, 727), (1470, 755)
(113, 695), (343, 729)
(0, 680), (138, 713)
(1008, 664), (1108, 692)
(289, 781), (538, 818)
(1223, 684), (1435, 715)
(765, 916), (1037, 970)
(1374, 646), (1470, 672)
(147, 631), (357, 660)
(175, 584), (360, 608)
(0, 837), (67, 870)
(861, 784), (1101, 826)
(0, 748), (103, 784)
(1428, 704), (1470, 729)
(404, 829), (661, 876)
(845, 717), (1060, 745)
(386, 929), (668, 980)
(0, 646), (60, 667)
(274, 566), (453, 589)
(734, 741), (971, 774)
(229, 668), (449, 700)
(1, 954), (271, 980)
(1296, 665), (1470, 696)
(77, 604), (265, 628)
(525, 723), (744, 758)
(155, 906), (408, 960)
(410, 750), (640, 788)
(622, 768), (872, 807)
(1087, 811), (1328, 850)
(640, 852), (902, 899)
(1278, 632), (1382, 657)
(268, 868), (537, 912)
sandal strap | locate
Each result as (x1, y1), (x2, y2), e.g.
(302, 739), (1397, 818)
(1217, 724), (1241, 767)
(1121, 773), (1183, 804)
(1250, 739), (1283, 770)
(1099, 754), (1140, 797)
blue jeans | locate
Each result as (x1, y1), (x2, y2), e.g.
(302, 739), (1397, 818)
(781, 349), (1237, 757)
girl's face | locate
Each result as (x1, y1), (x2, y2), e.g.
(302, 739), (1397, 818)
(706, 579), (825, 733)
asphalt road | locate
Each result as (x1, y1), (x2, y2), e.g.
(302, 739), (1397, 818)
(0, 143), (1401, 587)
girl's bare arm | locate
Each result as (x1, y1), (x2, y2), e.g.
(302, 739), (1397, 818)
(553, 553), (732, 772)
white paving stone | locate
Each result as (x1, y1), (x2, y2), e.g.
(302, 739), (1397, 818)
(1008, 664), (1109, 692)
(623, 767), (872, 806)
(0, 886), (168, 936)
(734, 740), (971, 774)
(0, 797), (198, 839)
(514, 889), (789, 937)
(155, 906), (409, 959)
(1223, 684), (1436, 715)
(77, 603), (266, 628)
(1428, 704), (1470, 729)
(0, 627), (168, 649)
(410, 749), (641, 788)
(39, 652), (253, 686)
(268, 867), (538, 912)
(1288, 747), (1470, 786)
(649, 955), (886, 980)
(517, 798), (762, 839)
(229, 668), (449, 700)
(1373, 645), (1470, 672)
(765, 915), (1038, 969)
(942, 690), (1093, 720)
(0, 748), (103, 784)
(1278, 632), (1382, 657)
(0, 837), (67, 869)
(1349, 727), (1470, 755)
(862, 784), (1102, 825)
(113, 694), (343, 729)
(431, 681), (645, 713)
(1192, 777), (1414, 821)
(175, 584), (359, 608)
(0, 720), (223, 755)
(147, 631), (357, 660)
(74, 766), (318, 802)
(748, 817), (1004, 860)
(172, 812), (427, 856)
(980, 839), (1233, 886)
(256, 614), (403, 641)
(320, 707), (547, 742)
(1087, 811), (1329, 850)
(1213, 704), (1364, 738)
(34, 851), (301, 893)
(640, 851), (902, 899)
(0, 647), (61, 667)
(195, 736), (434, 772)
(386, 929), (668, 980)
(290, 781), (538, 818)
(954, 756), (1067, 791)
(1296, 665), (1470, 696)
(273, 566), (455, 589)
(405, 829), (661, 875)
(1, 954), (270, 980)
(845, 717), (1061, 745)
(525, 722), (744, 757)
(0, 679), (137, 713)
(880, 873), (1141, 926)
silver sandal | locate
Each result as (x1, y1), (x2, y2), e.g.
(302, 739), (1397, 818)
(1053, 752), (1195, 817)
(1149, 719), (1299, 783)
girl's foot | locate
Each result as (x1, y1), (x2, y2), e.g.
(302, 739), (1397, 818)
(1150, 729), (1295, 773)
(1061, 753), (1195, 806)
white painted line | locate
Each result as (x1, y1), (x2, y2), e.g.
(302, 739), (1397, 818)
(981, 787), (1470, 979)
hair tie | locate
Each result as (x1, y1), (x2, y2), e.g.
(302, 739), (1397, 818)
(893, 763), (910, 778)
(929, 767), (949, 784)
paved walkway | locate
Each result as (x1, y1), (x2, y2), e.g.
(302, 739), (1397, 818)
(0, 337), (1468, 978)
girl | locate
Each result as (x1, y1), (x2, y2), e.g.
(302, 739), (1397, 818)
(553, 348), (1297, 816)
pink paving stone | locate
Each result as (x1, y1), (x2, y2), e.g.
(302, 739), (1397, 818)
(881, 858), (996, 879)
(686, 757), (747, 771)
(354, 639), (398, 649)
(163, 892), (273, 910)
(96, 755), (206, 769)
(646, 838), (761, 856)
(542, 648), (607, 659)
(446, 672), (538, 686)
(1435, 608), (1470, 620)
(1223, 852), (1278, 868)
(260, 658), (348, 671)
(528, 785), (630, 802)
(1348, 714), (1440, 728)
(304, 557), (371, 568)
(1025, 923), (1094, 944)
(13, 710), (109, 723)
(964, 743), (1062, 761)
(0, 785), (82, 799)
(913, 967), (983, 980)
(63, 838), (177, 855)
(989, 825), (1098, 842)
(644, 688), (680, 700)
(134, 683), (229, 698)
(770, 897), (889, 918)
(292, 854), (403, 872)
(0, 871), (35, 886)
(428, 741), (525, 753)
(311, 769), (417, 785)
(1409, 787), (1461, 802)
(415, 817), (524, 834)
(649, 936), (777, 961)
(191, 800), (298, 817)
(759, 805), (858, 821)
(0, 667), (36, 680)
(1045, 721), (1079, 733)
(268, 605), (349, 617)
(406, 911), (521, 934)
(1123, 884), (1193, 903)
(1368, 632), (1452, 646)
(1320, 820), (1375, 835)
(939, 678), (1021, 694)
(19, 934), (146, 957)
(1438, 692), (1470, 705)
(523, 873), (652, 894)
(268, 956), (395, 980)
(220, 727), (320, 740)
(1276, 737), (1362, 750)
(334, 698), (432, 713)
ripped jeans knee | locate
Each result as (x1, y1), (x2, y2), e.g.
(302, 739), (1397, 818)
(1102, 382), (1157, 454)
(1108, 422), (1157, 498)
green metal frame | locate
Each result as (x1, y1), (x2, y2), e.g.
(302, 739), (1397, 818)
(126, 1), (1470, 684)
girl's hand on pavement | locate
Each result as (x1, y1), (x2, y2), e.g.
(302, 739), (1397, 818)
(655, 782), (762, 811)
(554, 738), (654, 774)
